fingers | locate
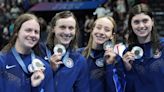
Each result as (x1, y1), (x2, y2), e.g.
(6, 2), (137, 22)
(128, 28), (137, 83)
(122, 52), (135, 63)
(122, 51), (135, 71)
(104, 48), (116, 64)
(31, 71), (45, 87)
(50, 53), (63, 70)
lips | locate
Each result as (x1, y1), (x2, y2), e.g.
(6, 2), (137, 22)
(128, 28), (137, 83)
(27, 37), (38, 45)
(94, 33), (106, 41)
(60, 34), (73, 40)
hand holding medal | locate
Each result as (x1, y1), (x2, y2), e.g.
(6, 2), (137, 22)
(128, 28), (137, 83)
(49, 44), (66, 70)
(103, 41), (116, 64)
(28, 59), (45, 87)
(131, 46), (143, 59)
(52, 44), (74, 69)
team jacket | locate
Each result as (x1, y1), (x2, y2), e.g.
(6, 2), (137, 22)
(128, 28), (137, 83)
(124, 38), (164, 92)
(39, 43), (90, 92)
(0, 50), (54, 92)
(77, 48), (125, 92)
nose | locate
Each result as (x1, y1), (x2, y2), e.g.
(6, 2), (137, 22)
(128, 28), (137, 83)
(64, 28), (71, 34)
(98, 28), (105, 35)
(138, 22), (145, 28)
(30, 30), (37, 37)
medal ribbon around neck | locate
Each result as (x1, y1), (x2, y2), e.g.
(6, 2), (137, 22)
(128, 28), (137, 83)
(12, 47), (35, 74)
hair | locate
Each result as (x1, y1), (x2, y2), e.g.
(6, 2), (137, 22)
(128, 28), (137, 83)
(46, 11), (79, 51)
(82, 16), (117, 58)
(1, 13), (41, 55)
(128, 3), (160, 54)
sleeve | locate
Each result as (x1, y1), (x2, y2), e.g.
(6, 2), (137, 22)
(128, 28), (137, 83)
(106, 55), (126, 92)
(0, 52), (5, 92)
(124, 69), (135, 92)
(74, 55), (90, 92)
(41, 62), (54, 92)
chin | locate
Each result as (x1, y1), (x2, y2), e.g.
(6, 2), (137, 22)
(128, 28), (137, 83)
(61, 42), (71, 45)
(95, 41), (104, 45)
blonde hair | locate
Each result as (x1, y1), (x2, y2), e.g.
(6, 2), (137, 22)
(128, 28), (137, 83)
(82, 16), (117, 58)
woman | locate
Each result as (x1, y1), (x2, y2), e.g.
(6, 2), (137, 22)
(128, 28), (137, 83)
(79, 16), (125, 92)
(122, 3), (164, 92)
(40, 11), (90, 92)
(0, 13), (54, 92)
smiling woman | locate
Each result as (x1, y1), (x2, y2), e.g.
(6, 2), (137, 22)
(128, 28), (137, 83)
(77, 16), (126, 92)
(122, 3), (164, 92)
(39, 11), (90, 92)
(0, 13), (54, 92)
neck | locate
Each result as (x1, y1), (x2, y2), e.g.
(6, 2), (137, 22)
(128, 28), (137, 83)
(92, 42), (103, 50)
(137, 34), (151, 44)
(15, 41), (31, 54)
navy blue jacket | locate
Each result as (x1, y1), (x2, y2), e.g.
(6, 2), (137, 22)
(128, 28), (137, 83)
(0, 50), (54, 92)
(124, 38), (164, 92)
(78, 48), (125, 92)
(39, 43), (90, 92)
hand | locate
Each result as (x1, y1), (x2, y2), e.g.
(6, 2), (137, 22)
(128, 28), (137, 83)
(50, 53), (63, 71)
(104, 48), (116, 64)
(31, 70), (45, 87)
(122, 51), (135, 71)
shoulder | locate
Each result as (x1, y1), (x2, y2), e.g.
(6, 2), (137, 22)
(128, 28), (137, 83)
(70, 50), (87, 66)
(76, 47), (85, 54)
(38, 42), (48, 54)
(160, 37), (164, 46)
(0, 51), (10, 62)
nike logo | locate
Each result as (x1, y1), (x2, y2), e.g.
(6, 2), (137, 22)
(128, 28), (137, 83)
(6, 65), (16, 69)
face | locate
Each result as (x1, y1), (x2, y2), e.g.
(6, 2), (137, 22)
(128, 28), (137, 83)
(92, 17), (114, 45)
(53, 17), (76, 45)
(131, 13), (154, 38)
(16, 19), (40, 49)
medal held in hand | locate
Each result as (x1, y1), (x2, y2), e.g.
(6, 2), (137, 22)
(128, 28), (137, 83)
(103, 41), (114, 50)
(53, 44), (74, 68)
(53, 44), (66, 57)
(131, 46), (143, 59)
(28, 58), (45, 73)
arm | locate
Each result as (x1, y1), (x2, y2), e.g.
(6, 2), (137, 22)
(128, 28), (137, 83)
(106, 55), (126, 92)
(74, 56), (90, 92)
(41, 62), (55, 92)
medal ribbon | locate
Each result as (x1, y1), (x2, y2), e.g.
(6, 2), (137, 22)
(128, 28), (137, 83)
(12, 47), (35, 74)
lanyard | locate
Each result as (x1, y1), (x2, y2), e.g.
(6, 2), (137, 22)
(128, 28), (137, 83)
(45, 46), (51, 62)
(12, 47), (35, 74)
(46, 47), (70, 66)
(62, 51), (69, 65)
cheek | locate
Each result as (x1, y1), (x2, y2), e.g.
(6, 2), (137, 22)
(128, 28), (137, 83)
(106, 32), (113, 39)
(37, 34), (40, 40)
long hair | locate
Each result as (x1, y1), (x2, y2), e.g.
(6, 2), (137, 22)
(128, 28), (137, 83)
(46, 11), (79, 51)
(128, 3), (160, 54)
(82, 16), (117, 58)
(1, 13), (41, 55)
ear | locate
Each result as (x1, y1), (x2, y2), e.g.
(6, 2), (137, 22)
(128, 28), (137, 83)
(151, 18), (154, 26)
(110, 32), (115, 40)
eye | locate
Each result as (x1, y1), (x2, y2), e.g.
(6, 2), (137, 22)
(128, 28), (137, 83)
(59, 25), (66, 30)
(95, 26), (101, 30)
(104, 27), (111, 32)
(69, 26), (75, 30)
(34, 30), (40, 34)
(142, 18), (149, 23)
(104, 29), (111, 32)
(133, 20), (140, 24)
(25, 28), (32, 33)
